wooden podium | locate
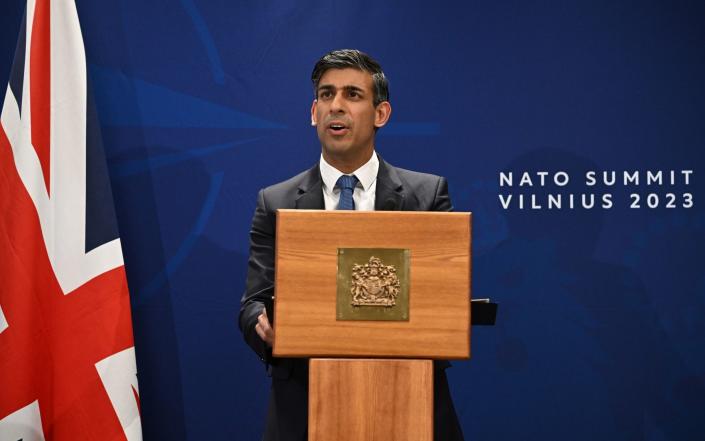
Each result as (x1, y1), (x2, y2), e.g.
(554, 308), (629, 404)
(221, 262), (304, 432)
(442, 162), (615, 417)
(273, 210), (471, 441)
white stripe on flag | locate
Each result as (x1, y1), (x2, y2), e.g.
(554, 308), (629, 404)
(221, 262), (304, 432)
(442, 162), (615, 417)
(1, 0), (124, 295)
(0, 304), (7, 334)
(96, 347), (143, 441)
(0, 400), (46, 441)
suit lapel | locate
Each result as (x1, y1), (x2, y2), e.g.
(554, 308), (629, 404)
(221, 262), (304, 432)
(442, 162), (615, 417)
(294, 156), (405, 210)
(294, 164), (325, 209)
(375, 156), (405, 211)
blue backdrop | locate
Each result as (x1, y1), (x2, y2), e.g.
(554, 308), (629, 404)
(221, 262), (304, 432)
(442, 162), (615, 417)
(2, 1), (704, 439)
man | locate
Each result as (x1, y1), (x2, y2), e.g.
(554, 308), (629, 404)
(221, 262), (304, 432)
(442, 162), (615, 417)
(239, 49), (464, 441)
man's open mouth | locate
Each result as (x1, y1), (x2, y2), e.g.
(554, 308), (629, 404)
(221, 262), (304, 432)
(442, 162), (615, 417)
(327, 122), (349, 134)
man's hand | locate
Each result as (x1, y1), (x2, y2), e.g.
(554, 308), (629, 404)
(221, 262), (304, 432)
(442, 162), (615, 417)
(255, 308), (274, 347)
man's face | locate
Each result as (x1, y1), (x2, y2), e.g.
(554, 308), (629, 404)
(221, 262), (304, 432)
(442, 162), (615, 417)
(311, 68), (391, 165)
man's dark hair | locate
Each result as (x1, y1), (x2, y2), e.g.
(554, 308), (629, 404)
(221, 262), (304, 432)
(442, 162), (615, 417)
(311, 49), (390, 107)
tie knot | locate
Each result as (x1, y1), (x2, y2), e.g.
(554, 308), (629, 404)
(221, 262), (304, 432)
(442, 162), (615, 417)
(336, 174), (359, 191)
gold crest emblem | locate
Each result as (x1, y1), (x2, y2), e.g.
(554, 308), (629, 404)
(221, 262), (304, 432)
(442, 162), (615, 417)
(350, 256), (400, 307)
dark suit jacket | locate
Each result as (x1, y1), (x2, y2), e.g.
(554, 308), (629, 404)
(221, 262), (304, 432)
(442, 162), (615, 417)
(239, 156), (464, 441)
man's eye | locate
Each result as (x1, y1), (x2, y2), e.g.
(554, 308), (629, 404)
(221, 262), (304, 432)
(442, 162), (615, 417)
(319, 91), (332, 98)
(348, 91), (359, 98)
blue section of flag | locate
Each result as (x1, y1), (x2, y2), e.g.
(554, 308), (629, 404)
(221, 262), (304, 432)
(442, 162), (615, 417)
(9, 9), (25, 116)
(85, 74), (120, 253)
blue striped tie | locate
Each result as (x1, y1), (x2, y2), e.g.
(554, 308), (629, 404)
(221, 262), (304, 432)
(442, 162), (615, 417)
(336, 175), (359, 210)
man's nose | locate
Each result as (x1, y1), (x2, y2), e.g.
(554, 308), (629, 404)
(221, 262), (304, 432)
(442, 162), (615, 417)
(330, 92), (345, 113)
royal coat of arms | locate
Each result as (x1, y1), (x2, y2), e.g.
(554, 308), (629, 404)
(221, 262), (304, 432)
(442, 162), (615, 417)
(350, 256), (400, 307)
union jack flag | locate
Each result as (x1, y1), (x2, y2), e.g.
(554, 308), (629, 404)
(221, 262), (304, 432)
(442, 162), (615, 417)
(0, 1), (142, 439)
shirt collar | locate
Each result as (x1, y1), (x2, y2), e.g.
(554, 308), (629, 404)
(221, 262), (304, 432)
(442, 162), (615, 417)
(320, 152), (379, 191)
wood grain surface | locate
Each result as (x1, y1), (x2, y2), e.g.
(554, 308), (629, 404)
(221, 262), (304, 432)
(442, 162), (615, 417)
(309, 358), (433, 441)
(273, 210), (471, 359)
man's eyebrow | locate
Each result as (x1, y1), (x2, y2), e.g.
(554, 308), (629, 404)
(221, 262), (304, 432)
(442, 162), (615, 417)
(317, 84), (365, 93)
(343, 85), (364, 93)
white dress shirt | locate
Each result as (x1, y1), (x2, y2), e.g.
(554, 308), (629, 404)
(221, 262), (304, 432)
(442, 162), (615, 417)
(319, 152), (379, 211)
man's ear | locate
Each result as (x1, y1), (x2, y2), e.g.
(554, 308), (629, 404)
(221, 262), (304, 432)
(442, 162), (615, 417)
(311, 99), (318, 126)
(374, 101), (392, 128)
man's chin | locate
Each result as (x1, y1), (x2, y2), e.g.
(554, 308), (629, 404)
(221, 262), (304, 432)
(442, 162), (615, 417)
(321, 141), (353, 155)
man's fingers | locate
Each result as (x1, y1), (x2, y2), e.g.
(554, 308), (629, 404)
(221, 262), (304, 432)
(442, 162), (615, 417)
(255, 321), (267, 340)
(258, 312), (271, 331)
(256, 312), (274, 346)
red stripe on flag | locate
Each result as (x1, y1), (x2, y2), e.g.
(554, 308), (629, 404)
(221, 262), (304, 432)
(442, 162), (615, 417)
(30, 0), (51, 194)
(0, 125), (135, 439)
(132, 386), (141, 417)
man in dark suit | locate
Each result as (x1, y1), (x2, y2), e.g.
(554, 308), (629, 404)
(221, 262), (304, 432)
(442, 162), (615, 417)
(239, 49), (464, 441)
